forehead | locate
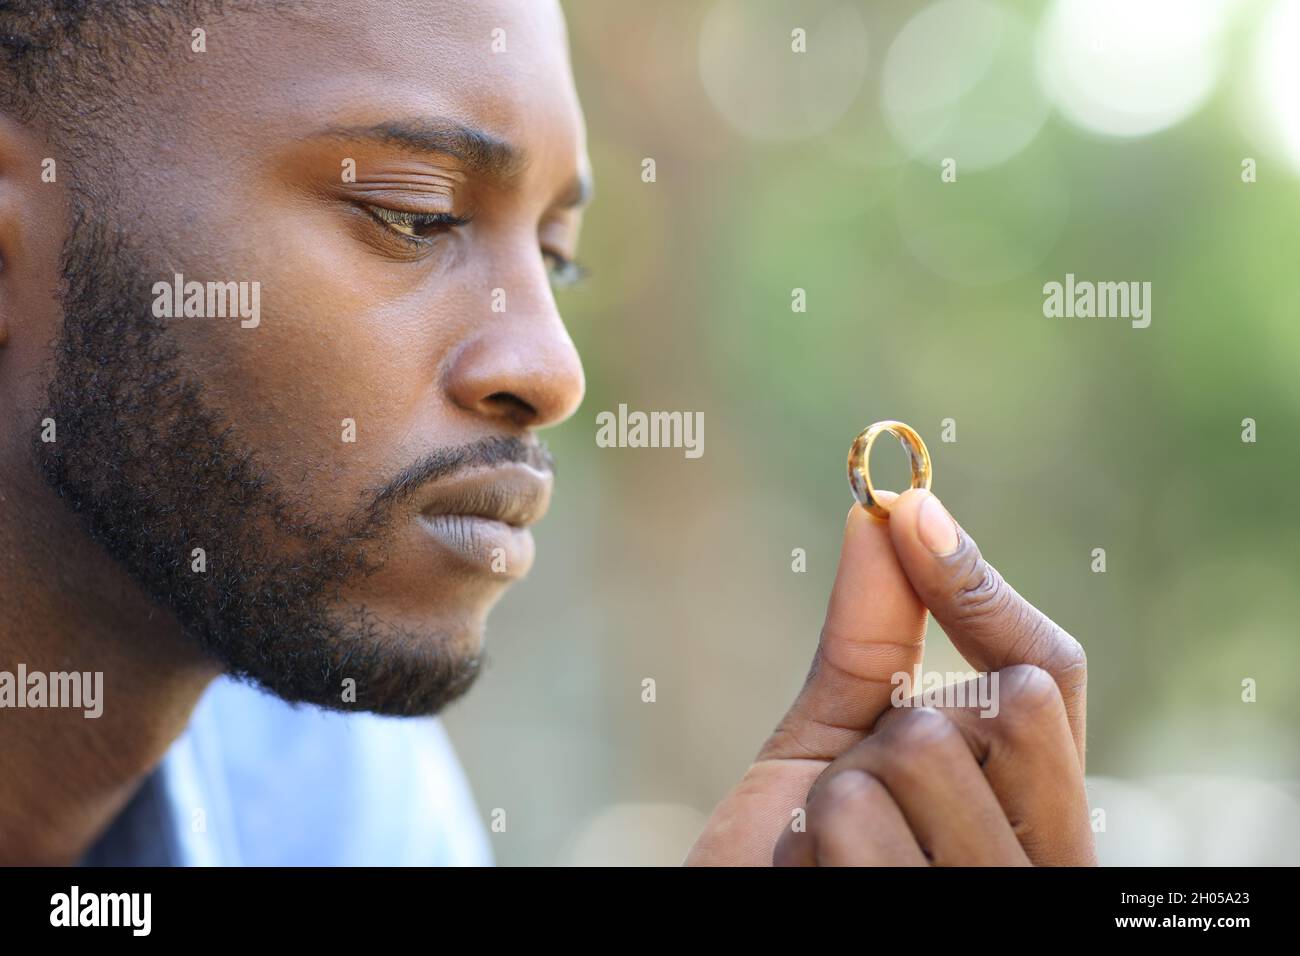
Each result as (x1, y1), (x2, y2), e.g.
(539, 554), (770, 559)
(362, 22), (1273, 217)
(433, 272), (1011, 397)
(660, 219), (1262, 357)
(145, 0), (585, 179)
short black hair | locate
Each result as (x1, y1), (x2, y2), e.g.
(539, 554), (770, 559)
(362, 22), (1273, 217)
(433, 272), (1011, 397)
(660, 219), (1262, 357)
(1, 2), (191, 134)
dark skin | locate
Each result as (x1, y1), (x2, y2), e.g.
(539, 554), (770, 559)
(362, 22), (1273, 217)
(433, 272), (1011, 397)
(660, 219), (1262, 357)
(689, 489), (1093, 865)
(0, 0), (1092, 865)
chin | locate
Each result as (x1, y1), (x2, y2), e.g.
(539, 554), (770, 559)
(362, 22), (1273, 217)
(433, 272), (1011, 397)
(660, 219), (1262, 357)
(270, 603), (491, 717)
(336, 584), (503, 656)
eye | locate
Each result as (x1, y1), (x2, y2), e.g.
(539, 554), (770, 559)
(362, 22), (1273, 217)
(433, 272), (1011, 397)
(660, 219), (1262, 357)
(543, 249), (589, 290)
(361, 204), (472, 243)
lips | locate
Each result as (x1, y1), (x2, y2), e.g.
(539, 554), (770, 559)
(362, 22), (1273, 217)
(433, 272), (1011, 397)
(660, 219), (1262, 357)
(418, 463), (552, 528)
(415, 463), (552, 573)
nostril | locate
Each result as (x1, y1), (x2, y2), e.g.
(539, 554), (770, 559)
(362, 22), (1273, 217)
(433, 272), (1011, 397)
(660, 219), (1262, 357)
(484, 391), (537, 425)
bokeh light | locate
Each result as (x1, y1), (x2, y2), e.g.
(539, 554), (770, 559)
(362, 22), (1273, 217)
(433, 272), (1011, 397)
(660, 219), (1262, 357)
(444, 0), (1300, 866)
(1036, 0), (1233, 137)
(882, 0), (1047, 170)
(1251, 0), (1300, 174)
(698, 0), (870, 141)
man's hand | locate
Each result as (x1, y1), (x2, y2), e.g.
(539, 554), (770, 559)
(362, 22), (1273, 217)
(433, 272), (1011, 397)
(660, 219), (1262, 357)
(685, 488), (1092, 866)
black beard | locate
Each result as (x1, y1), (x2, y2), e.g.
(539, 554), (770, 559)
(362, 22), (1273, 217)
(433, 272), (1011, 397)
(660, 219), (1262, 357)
(32, 209), (518, 716)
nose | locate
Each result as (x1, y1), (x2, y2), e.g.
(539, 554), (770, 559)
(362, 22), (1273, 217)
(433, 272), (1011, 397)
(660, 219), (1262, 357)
(443, 255), (586, 431)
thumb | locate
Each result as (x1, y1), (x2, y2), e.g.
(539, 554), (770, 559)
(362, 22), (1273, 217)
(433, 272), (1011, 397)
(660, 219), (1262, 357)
(760, 493), (927, 763)
(887, 488), (1088, 766)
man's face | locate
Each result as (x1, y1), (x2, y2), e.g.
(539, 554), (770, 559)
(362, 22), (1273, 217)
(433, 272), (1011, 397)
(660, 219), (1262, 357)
(32, 0), (588, 714)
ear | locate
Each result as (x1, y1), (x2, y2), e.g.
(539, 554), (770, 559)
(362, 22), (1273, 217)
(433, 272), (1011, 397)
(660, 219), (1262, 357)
(0, 110), (69, 355)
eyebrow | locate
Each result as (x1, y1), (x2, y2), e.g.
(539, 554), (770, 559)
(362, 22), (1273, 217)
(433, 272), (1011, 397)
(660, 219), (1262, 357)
(316, 118), (592, 209)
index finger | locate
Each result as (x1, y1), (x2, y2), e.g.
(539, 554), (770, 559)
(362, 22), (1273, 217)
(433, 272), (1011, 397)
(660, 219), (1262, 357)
(886, 488), (1088, 768)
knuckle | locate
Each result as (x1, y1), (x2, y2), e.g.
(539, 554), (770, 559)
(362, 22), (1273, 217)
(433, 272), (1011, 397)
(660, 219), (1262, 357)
(820, 768), (885, 813)
(888, 706), (961, 755)
(951, 552), (1087, 702)
(807, 769), (884, 836)
(879, 708), (964, 790)
(1009, 617), (1087, 705)
(772, 830), (803, 867)
(995, 663), (1065, 734)
(952, 554), (1012, 623)
(1045, 632), (1088, 694)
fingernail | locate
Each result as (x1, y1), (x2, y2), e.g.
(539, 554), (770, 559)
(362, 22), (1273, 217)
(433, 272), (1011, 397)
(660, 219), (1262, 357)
(918, 493), (959, 556)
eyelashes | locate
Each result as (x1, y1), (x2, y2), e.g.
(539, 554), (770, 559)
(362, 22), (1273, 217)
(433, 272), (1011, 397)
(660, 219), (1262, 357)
(359, 202), (588, 289)
(543, 251), (589, 290)
(361, 203), (472, 241)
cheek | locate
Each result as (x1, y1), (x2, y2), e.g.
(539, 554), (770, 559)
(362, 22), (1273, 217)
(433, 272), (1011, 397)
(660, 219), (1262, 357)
(163, 221), (467, 518)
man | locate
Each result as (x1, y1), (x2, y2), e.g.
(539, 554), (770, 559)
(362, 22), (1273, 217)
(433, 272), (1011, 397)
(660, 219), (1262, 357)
(0, 0), (1093, 866)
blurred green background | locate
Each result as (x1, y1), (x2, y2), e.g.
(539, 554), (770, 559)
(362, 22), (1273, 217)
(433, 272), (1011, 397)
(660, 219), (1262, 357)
(442, 0), (1300, 865)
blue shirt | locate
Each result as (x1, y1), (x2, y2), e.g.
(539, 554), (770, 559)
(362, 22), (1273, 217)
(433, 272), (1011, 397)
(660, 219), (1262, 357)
(80, 674), (493, 866)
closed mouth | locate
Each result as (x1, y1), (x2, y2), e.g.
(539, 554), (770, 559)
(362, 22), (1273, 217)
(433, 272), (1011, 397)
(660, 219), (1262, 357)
(417, 463), (552, 529)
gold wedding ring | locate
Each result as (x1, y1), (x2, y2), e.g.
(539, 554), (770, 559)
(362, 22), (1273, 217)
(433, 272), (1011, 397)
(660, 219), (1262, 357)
(847, 421), (932, 519)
